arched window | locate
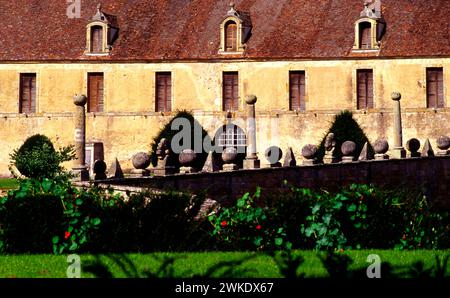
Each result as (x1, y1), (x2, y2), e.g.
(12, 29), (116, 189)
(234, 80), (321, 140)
(359, 22), (372, 49)
(90, 25), (103, 53)
(225, 21), (237, 52)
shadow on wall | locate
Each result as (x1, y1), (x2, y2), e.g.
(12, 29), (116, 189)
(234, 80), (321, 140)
(317, 110), (375, 162)
(149, 110), (211, 170)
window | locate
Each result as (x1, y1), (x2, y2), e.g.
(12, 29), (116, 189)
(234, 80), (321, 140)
(357, 69), (374, 109)
(426, 68), (444, 108)
(225, 21), (237, 52)
(217, 124), (247, 148)
(359, 22), (372, 49)
(19, 74), (36, 114)
(87, 73), (104, 112)
(223, 72), (239, 111)
(155, 72), (172, 112)
(289, 71), (306, 111)
(90, 26), (103, 53)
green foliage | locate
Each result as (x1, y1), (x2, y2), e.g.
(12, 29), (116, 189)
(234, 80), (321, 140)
(10, 134), (75, 179)
(287, 183), (450, 251)
(149, 110), (211, 169)
(0, 176), (99, 254)
(208, 187), (292, 251)
(316, 111), (374, 161)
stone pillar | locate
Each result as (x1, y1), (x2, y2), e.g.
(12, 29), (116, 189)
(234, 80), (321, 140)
(391, 92), (406, 159)
(243, 94), (260, 169)
(72, 94), (89, 181)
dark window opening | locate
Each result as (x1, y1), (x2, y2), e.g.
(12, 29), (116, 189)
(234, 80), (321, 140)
(426, 68), (444, 108)
(289, 71), (306, 111)
(156, 72), (172, 112)
(88, 73), (104, 112)
(225, 21), (238, 52)
(90, 26), (103, 53)
(19, 73), (36, 114)
(223, 72), (239, 111)
(357, 69), (374, 109)
(359, 22), (372, 49)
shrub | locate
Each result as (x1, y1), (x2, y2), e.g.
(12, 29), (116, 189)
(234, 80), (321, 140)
(208, 187), (292, 251)
(0, 176), (100, 254)
(316, 111), (374, 161)
(10, 134), (75, 179)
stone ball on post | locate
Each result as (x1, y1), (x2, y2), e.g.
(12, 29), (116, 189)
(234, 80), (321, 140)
(179, 149), (197, 167)
(73, 94), (87, 106)
(406, 138), (420, 153)
(245, 94), (257, 105)
(341, 141), (356, 156)
(222, 147), (238, 164)
(436, 136), (450, 150)
(132, 152), (151, 170)
(301, 144), (318, 160)
(374, 139), (389, 154)
(391, 91), (402, 101)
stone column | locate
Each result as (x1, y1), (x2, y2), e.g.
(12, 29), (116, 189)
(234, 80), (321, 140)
(391, 92), (406, 159)
(243, 94), (260, 169)
(72, 94), (89, 181)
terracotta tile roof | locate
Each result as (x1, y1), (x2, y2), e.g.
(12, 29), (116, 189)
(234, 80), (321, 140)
(0, 0), (448, 61)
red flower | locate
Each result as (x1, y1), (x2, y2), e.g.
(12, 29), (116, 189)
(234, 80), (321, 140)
(402, 235), (407, 240)
(221, 221), (227, 227)
(256, 225), (262, 230)
(64, 231), (71, 240)
(359, 195), (364, 201)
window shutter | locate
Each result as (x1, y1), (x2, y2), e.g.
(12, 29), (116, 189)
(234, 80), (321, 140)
(427, 68), (444, 108)
(88, 73), (104, 112)
(360, 23), (371, 49)
(223, 72), (238, 111)
(156, 73), (172, 112)
(20, 74), (36, 113)
(91, 26), (103, 53)
(357, 69), (373, 109)
(289, 71), (306, 111)
(225, 22), (237, 52)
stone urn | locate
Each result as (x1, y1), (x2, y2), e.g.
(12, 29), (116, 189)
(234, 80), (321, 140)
(179, 149), (198, 174)
(436, 136), (450, 156)
(222, 147), (238, 171)
(374, 139), (389, 160)
(301, 144), (319, 165)
(341, 141), (356, 163)
(406, 138), (421, 158)
(131, 152), (151, 177)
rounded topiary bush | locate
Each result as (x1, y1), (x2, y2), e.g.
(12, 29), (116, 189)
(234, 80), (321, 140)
(10, 134), (75, 179)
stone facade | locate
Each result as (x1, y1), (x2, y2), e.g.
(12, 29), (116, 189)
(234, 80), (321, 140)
(0, 59), (448, 176)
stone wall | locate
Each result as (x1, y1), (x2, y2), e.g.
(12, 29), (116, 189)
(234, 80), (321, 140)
(90, 156), (450, 210)
(0, 58), (449, 176)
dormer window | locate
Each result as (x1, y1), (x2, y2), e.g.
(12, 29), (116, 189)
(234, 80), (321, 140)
(225, 21), (238, 52)
(353, 1), (385, 51)
(85, 4), (118, 55)
(219, 3), (252, 54)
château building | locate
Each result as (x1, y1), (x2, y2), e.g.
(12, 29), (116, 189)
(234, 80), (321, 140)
(0, 0), (448, 175)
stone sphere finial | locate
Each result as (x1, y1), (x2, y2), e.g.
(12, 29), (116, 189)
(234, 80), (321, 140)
(301, 144), (318, 160)
(437, 136), (450, 150)
(179, 149), (197, 166)
(222, 147), (238, 164)
(73, 94), (87, 106)
(132, 152), (151, 170)
(374, 139), (389, 154)
(245, 94), (257, 105)
(341, 141), (357, 156)
(391, 91), (402, 101)
(406, 138), (420, 153)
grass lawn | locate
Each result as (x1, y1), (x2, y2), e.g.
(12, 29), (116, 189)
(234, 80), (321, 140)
(0, 250), (448, 278)
(0, 178), (19, 190)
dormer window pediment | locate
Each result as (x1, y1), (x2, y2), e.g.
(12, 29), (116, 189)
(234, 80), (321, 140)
(219, 3), (252, 54)
(85, 4), (119, 55)
(353, 0), (386, 51)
